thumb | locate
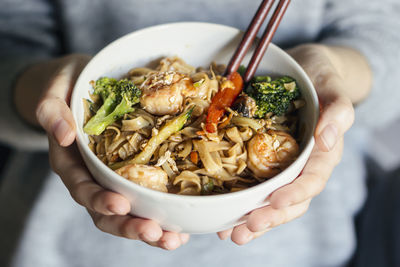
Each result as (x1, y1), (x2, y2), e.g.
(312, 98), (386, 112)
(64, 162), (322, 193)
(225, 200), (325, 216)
(315, 78), (354, 152)
(36, 55), (90, 146)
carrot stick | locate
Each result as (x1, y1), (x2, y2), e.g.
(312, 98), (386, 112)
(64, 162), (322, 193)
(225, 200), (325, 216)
(205, 72), (243, 133)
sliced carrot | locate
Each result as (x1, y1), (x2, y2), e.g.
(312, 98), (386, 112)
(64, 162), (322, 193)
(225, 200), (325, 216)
(190, 151), (199, 165)
(205, 72), (243, 133)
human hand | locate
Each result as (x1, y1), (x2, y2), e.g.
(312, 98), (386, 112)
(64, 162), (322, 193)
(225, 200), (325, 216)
(218, 44), (362, 244)
(32, 54), (189, 250)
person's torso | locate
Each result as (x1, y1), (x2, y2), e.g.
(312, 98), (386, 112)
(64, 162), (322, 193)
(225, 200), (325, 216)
(56, 0), (326, 54)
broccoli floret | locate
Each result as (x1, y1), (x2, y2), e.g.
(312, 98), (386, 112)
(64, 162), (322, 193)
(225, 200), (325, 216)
(83, 77), (141, 135)
(245, 76), (300, 118)
(93, 77), (117, 101)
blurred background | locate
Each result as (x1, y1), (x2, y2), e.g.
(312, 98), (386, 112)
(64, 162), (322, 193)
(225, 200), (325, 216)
(1, 1), (399, 266)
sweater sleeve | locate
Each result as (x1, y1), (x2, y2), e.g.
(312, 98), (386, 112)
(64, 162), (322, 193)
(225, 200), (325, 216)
(319, 0), (400, 129)
(0, 0), (61, 151)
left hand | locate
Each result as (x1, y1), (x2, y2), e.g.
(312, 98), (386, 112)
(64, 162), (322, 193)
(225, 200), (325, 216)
(218, 44), (356, 244)
(26, 54), (190, 250)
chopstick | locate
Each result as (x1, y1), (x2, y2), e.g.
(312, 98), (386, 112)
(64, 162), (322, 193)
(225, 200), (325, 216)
(244, 0), (290, 83)
(225, 0), (291, 83)
(224, 0), (275, 77)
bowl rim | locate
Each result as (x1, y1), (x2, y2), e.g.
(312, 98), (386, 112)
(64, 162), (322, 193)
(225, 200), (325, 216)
(71, 21), (319, 203)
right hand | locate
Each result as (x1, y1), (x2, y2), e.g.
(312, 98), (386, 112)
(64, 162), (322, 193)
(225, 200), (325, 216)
(29, 54), (189, 250)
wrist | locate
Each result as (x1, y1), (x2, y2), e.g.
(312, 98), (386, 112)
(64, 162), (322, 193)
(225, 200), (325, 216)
(288, 44), (372, 104)
(14, 59), (60, 127)
(323, 45), (372, 104)
(14, 54), (91, 127)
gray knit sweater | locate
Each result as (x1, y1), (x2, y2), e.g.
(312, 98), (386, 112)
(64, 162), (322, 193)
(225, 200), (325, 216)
(1, 0), (400, 266)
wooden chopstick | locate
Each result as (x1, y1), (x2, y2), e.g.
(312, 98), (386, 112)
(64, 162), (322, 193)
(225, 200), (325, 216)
(225, 0), (291, 83)
(224, 0), (275, 76)
(244, 0), (291, 83)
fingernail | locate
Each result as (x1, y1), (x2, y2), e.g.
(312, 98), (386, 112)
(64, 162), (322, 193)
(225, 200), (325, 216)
(320, 124), (338, 151)
(52, 119), (72, 146)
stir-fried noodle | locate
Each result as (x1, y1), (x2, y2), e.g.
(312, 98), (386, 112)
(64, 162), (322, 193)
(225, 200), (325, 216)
(83, 57), (304, 195)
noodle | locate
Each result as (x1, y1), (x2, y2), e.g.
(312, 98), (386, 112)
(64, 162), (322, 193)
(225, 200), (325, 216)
(121, 117), (150, 131)
(84, 57), (302, 195)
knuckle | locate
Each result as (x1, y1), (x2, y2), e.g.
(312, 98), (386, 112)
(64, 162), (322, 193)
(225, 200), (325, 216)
(314, 70), (342, 96)
(298, 200), (311, 217)
(36, 97), (65, 128)
(35, 98), (50, 127)
(90, 190), (106, 213)
(49, 157), (63, 177)
(292, 44), (327, 58)
(120, 219), (136, 239)
(295, 173), (325, 199)
(311, 175), (326, 196)
(69, 180), (89, 207)
(134, 221), (149, 235)
(295, 181), (310, 201)
(335, 96), (355, 126)
(48, 146), (71, 171)
(92, 213), (114, 236)
(340, 97), (354, 117)
(48, 70), (69, 89)
(92, 213), (104, 230)
(48, 149), (59, 169)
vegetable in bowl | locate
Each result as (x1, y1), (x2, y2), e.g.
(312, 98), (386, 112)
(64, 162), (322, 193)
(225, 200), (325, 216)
(70, 22), (319, 233)
(245, 76), (301, 118)
(83, 78), (141, 135)
(82, 57), (305, 196)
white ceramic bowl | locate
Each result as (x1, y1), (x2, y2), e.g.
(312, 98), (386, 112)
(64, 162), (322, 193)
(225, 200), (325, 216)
(71, 22), (319, 234)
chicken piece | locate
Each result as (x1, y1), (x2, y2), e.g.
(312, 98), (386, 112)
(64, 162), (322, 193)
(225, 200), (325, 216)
(139, 71), (193, 115)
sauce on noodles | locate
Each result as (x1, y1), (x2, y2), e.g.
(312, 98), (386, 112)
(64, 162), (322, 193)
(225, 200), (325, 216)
(83, 57), (304, 195)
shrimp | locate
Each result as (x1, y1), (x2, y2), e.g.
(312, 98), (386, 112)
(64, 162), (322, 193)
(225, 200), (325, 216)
(139, 71), (194, 116)
(247, 130), (299, 178)
(115, 164), (168, 192)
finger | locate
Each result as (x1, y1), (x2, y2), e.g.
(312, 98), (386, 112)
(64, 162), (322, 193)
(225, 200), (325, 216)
(37, 95), (76, 146)
(287, 45), (354, 152)
(246, 199), (311, 233)
(89, 210), (163, 243)
(316, 95), (354, 152)
(269, 138), (343, 209)
(230, 224), (271, 245)
(158, 232), (185, 250)
(217, 228), (233, 240)
(179, 233), (190, 245)
(230, 224), (254, 245)
(49, 138), (130, 215)
(145, 233), (190, 249)
(314, 77), (354, 152)
(36, 55), (90, 146)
